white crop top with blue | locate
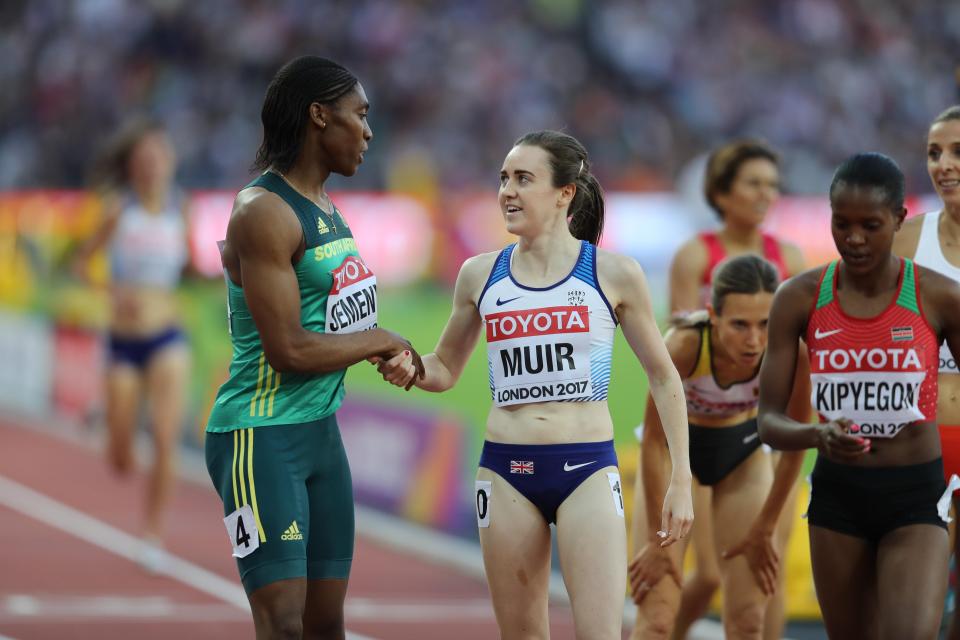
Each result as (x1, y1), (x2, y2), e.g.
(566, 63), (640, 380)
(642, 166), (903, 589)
(478, 241), (617, 408)
(109, 191), (188, 290)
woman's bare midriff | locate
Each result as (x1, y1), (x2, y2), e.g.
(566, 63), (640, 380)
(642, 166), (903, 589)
(110, 286), (180, 338)
(485, 400), (614, 444)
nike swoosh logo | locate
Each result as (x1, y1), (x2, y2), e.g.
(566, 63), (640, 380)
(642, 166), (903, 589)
(814, 328), (843, 339)
(742, 432), (759, 444)
(563, 460), (596, 472)
(496, 296), (522, 306)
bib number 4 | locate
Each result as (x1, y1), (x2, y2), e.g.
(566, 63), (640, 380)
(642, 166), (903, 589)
(223, 504), (260, 558)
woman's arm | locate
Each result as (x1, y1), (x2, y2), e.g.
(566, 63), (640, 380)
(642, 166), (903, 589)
(605, 252), (693, 543)
(71, 192), (122, 283)
(669, 238), (708, 313)
(381, 254), (492, 393)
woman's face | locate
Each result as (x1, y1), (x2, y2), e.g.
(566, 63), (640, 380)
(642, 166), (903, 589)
(127, 130), (175, 190)
(927, 119), (960, 209)
(319, 83), (372, 177)
(830, 183), (905, 275)
(498, 144), (570, 238)
(710, 291), (773, 369)
(715, 157), (780, 228)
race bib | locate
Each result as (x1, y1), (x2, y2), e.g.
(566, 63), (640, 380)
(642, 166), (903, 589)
(939, 342), (959, 374)
(326, 255), (378, 334)
(607, 472), (624, 517)
(810, 371), (926, 438)
(486, 305), (592, 407)
(223, 504), (260, 558)
(475, 480), (492, 528)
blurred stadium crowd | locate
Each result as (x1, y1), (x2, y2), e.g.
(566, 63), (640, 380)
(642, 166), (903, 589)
(2, 0), (959, 195)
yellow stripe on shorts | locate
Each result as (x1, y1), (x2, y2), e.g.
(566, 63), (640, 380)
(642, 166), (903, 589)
(237, 429), (248, 507)
(246, 428), (266, 542)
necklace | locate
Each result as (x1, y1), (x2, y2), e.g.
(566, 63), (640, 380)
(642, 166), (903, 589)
(270, 169), (337, 226)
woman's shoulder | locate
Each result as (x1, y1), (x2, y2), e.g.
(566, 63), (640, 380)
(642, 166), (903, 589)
(892, 212), (930, 259)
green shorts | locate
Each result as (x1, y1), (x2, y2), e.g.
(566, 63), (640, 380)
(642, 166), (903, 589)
(205, 415), (354, 595)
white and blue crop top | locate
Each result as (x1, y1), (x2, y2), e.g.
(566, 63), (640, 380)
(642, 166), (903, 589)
(109, 191), (188, 289)
(477, 241), (617, 407)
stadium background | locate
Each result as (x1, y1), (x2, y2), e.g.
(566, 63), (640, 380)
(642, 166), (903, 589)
(1, 0), (958, 634)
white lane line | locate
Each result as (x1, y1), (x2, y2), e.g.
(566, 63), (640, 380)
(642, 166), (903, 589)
(0, 594), (497, 624)
(0, 474), (376, 640)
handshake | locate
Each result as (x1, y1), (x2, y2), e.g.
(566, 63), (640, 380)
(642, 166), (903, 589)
(368, 330), (426, 391)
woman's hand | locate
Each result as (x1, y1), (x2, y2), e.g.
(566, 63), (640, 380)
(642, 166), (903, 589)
(816, 417), (870, 462)
(658, 475), (694, 547)
(721, 526), (779, 595)
(628, 542), (683, 604)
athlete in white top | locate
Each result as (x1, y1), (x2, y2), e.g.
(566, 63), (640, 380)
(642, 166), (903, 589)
(380, 130), (692, 638)
(891, 104), (960, 640)
(72, 118), (191, 570)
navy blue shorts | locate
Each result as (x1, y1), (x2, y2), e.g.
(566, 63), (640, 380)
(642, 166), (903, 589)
(109, 327), (184, 369)
(478, 440), (619, 524)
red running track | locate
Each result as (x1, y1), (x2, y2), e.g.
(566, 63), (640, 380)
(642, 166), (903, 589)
(0, 420), (599, 639)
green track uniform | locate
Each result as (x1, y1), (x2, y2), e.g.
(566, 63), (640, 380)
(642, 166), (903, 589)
(205, 172), (377, 593)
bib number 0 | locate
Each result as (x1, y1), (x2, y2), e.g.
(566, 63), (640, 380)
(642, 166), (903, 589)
(475, 480), (492, 528)
(223, 504), (260, 558)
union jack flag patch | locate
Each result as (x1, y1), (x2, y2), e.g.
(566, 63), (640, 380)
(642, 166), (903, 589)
(510, 460), (534, 474)
(891, 326), (914, 342)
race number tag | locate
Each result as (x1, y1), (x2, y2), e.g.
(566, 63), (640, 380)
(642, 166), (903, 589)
(486, 305), (593, 407)
(223, 504), (260, 558)
(475, 480), (492, 528)
(326, 255), (378, 334)
(607, 472), (624, 518)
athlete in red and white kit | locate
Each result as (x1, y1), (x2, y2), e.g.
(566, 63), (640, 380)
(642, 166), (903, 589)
(892, 105), (960, 639)
(760, 152), (960, 639)
(655, 140), (805, 640)
(380, 130), (693, 638)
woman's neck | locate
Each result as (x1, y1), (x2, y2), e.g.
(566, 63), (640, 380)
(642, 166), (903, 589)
(514, 225), (582, 279)
(274, 161), (332, 207)
(718, 221), (762, 246)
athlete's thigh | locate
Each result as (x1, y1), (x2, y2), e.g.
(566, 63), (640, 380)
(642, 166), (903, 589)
(808, 526), (877, 640)
(630, 447), (647, 557)
(144, 343), (189, 441)
(712, 450), (773, 628)
(105, 363), (142, 434)
(876, 524), (949, 640)
(690, 480), (720, 577)
(630, 537), (687, 640)
(556, 465), (627, 638)
(304, 416), (354, 581)
(476, 467), (552, 633)
(205, 426), (310, 595)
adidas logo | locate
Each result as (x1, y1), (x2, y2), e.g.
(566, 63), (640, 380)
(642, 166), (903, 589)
(281, 520), (303, 541)
(317, 218), (329, 234)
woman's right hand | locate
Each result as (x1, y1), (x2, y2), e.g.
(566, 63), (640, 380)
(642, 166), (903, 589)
(372, 330), (425, 390)
(628, 542), (682, 604)
(816, 417), (870, 462)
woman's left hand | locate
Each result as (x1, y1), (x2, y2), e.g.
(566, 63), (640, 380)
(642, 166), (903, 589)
(721, 527), (779, 595)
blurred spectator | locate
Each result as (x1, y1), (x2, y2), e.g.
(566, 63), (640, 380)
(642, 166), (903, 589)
(2, 0), (959, 196)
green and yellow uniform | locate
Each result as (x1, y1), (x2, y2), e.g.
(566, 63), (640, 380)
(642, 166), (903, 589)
(205, 172), (377, 594)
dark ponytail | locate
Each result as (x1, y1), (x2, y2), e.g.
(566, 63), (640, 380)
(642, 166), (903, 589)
(514, 130), (605, 245)
(710, 255), (779, 314)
